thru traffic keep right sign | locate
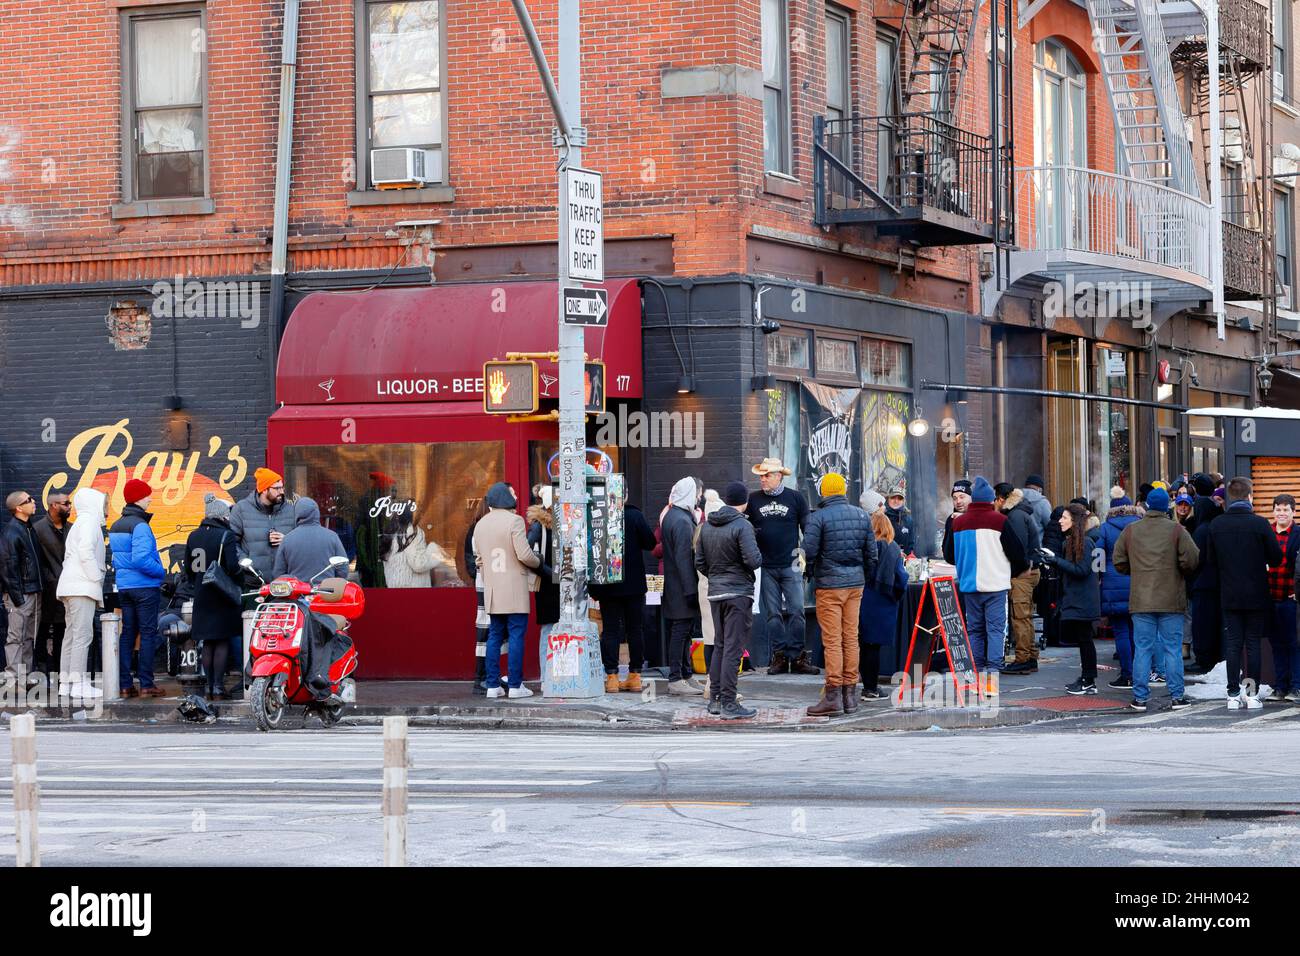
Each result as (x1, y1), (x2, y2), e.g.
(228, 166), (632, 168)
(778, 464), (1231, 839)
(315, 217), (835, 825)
(563, 167), (603, 282)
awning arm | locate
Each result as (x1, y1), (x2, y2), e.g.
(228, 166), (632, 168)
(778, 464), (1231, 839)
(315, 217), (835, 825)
(919, 380), (1189, 412)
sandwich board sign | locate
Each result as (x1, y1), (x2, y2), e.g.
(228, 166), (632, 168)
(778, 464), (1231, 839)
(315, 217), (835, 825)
(899, 576), (980, 705)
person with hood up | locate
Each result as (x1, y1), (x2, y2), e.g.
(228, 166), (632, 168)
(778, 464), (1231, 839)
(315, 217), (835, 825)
(1040, 502), (1102, 694)
(184, 494), (244, 701)
(590, 499), (657, 693)
(950, 477), (1028, 682)
(1022, 474), (1053, 537)
(229, 468), (297, 585)
(661, 477), (706, 695)
(1093, 487), (1143, 688)
(860, 509), (908, 700)
(109, 479), (166, 698)
(472, 483), (541, 699)
(995, 482), (1043, 675)
(695, 481), (762, 720)
(464, 497), (502, 695)
(272, 497), (348, 582)
(55, 488), (107, 699)
(802, 472), (876, 717)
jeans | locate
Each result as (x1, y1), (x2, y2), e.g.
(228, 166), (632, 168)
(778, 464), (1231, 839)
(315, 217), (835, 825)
(1110, 613), (1134, 679)
(1268, 598), (1299, 693)
(963, 591), (1008, 673)
(1222, 609), (1268, 697)
(1132, 612), (1185, 702)
(815, 587), (863, 686)
(486, 612), (528, 689)
(599, 593), (646, 675)
(118, 587), (161, 691)
(666, 615), (696, 681)
(760, 565), (806, 657)
(706, 597), (751, 705)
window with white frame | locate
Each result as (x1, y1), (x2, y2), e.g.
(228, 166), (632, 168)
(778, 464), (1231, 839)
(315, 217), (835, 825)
(1276, 0), (1292, 102)
(762, 0), (791, 174)
(1277, 188), (1295, 310)
(357, 0), (446, 188)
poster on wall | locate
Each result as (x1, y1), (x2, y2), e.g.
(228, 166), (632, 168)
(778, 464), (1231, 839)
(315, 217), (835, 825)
(799, 383), (863, 505)
(860, 391), (910, 498)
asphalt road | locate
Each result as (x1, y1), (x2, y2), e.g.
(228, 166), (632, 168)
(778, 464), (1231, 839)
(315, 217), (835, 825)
(2, 720), (1299, 866)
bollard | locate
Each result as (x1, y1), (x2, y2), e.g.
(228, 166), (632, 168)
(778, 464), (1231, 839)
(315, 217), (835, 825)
(382, 716), (408, 867)
(11, 713), (39, 867)
(100, 610), (120, 702)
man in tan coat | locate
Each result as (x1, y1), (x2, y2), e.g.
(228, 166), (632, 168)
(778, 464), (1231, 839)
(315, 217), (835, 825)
(472, 482), (541, 698)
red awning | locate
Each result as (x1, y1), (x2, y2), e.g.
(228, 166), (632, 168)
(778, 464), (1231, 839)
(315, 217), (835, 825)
(276, 278), (643, 406)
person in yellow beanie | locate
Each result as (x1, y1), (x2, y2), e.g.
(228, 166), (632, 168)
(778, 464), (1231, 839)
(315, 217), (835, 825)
(802, 472), (877, 717)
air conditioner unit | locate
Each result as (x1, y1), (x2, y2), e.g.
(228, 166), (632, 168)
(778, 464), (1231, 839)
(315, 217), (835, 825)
(371, 147), (437, 188)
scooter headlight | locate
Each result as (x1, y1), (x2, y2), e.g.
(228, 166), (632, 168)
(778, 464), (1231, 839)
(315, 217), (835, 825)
(269, 581), (293, 598)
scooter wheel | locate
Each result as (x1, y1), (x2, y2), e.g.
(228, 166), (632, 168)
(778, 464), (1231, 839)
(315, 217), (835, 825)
(250, 676), (284, 732)
(319, 702), (345, 727)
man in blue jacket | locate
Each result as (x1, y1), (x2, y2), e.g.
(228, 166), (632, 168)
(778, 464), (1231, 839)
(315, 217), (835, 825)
(109, 479), (166, 698)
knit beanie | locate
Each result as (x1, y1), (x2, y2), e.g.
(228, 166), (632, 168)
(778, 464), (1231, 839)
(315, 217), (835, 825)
(255, 468), (282, 494)
(1109, 485), (1132, 509)
(204, 492), (232, 519)
(819, 473), (847, 498)
(123, 479), (152, 505)
(1192, 473), (1215, 497)
(971, 477), (995, 503)
(860, 489), (885, 513)
(1146, 487), (1170, 513)
(723, 481), (749, 507)
(952, 479), (973, 496)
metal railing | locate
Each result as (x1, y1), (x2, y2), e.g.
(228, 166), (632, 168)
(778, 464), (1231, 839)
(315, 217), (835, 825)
(1012, 165), (1211, 280)
(814, 113), (995, 227)
(1131, 0), (1200, 194)
(1222, 220), (1264, 296)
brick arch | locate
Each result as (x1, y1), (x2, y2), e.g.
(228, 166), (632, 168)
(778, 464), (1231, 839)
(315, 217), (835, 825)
(1035, 33), (1102, 76)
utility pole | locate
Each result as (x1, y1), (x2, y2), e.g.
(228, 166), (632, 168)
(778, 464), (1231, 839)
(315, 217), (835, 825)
(1207, 0), (1225, 340)
(511, 0), (601, 694)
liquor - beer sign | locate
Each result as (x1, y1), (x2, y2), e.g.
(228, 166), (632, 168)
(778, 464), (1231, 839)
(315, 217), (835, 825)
(563, 167), (603, 282)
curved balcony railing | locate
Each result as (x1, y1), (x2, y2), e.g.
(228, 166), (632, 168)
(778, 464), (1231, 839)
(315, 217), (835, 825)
(1013, 165), (1211, 282)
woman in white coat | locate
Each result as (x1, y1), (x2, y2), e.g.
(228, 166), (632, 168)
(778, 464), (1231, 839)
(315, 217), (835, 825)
(55, 488), (107, 698)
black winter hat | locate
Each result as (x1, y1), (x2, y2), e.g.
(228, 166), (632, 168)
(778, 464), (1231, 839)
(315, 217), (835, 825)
(723, 482), (749, 506)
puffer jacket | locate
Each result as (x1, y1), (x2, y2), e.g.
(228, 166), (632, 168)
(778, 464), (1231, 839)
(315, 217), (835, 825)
(802, 494), (877, 590)
(1094, 505), (1143, 615)
(107, 503), (165, 591)
(694, 506), (762, 600)
(56, 488), (107, 606)
(1051, 532), (1101, 621)
(228, 490), (298, 583)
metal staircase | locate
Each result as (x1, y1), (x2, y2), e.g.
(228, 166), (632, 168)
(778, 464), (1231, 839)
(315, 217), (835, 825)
(1086, 0), (1200, 197)
(898, 0), (984, 126)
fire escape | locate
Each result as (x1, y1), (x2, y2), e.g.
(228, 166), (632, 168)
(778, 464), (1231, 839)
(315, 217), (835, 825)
(813, 0), (1015, 249)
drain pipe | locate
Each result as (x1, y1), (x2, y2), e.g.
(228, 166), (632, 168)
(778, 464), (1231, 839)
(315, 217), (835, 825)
(268, 0), (302, 390)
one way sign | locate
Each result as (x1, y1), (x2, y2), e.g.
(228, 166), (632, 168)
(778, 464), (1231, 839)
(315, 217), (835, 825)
(563, 287), (608, 326)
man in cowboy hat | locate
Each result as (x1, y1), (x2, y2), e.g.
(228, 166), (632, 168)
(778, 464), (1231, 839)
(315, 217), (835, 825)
(747, 457), (818, 675)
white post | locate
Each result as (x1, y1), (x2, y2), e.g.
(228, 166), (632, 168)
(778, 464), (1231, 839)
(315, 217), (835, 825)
(100, 609), (120, 701)
(1207, 0), (1225, 339)
(10, 713), (39, 867)
(382, 716), (408, 867)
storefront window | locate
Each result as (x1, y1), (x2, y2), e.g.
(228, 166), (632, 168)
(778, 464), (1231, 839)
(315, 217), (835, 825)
(283, 441), (505, 589)
(528, 441), (620, 494)
(767, 382), (800, 489)
(861, 337), (911, 388)
(1092, 346), (1134, 501)
(768, 331), (810, 370)
(860, 390), (910, 495)
(817, 337), (858, 377)
(1188, 388), (1218, 438)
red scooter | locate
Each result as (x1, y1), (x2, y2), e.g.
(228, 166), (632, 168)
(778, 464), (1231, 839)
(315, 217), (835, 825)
(240, 556), (364, 731)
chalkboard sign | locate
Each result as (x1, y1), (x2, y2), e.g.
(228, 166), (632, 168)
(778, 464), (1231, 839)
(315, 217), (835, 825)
(901, 575), (979, 698)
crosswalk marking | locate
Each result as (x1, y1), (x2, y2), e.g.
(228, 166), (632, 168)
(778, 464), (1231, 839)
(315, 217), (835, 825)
(1233, 706), (1300, 725)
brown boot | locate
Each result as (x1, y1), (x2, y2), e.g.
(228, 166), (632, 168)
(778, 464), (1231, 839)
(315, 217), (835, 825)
(619, 672), (643, 693)
(789, 651), (821, 675)
(841, 685), (859, 714)
(604, 674), (620, 693)
(806, 683), (844, 717)
(767, 651), (789, 675)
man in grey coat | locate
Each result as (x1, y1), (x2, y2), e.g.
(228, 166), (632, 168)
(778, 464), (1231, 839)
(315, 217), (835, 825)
(229, 468), (297, 584)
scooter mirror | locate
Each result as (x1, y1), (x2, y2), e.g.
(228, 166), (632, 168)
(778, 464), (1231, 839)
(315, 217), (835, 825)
(239, 557), (254, 569)
(330, 556), (349, 567)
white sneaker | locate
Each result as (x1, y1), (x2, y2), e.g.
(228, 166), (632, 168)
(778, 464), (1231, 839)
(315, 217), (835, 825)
(70, 682), (103, 699)
(1244, 694), (1264, 710)
(1227, 694), (1243, 710)
(485, 686), (505, 699)
(667, 679), (704, 696)
(507, 685), (534, 699)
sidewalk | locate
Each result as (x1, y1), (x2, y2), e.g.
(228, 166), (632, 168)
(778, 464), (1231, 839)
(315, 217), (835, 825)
(32, 646), (1146, 731)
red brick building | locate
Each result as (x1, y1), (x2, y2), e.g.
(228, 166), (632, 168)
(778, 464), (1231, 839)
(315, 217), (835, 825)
(0, 0), (1288, 676)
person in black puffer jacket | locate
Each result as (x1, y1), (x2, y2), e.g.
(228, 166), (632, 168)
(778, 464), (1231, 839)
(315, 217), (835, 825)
(1041, 502), (1101, 694)
(801, 472), (876, 718)
(694, 482), (762, 720)
(1187, 495), (1221, 674)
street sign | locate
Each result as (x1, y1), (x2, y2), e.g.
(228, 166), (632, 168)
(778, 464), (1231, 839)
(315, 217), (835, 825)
(482, 360), (538, 414)
(563, 286), (608, 326)
(584, 360), (605, 414)
(562, 167), (603, 282)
